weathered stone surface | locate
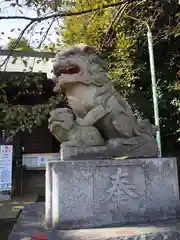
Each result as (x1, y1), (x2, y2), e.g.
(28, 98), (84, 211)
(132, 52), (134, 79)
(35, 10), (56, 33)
(49, 108), (105, 148)
(56, 226), (180, 240)
(8, 203), (46, 240)
(8, 203), (180, 240)
(60, 144), (109, 161)
(60, 140), (157, 160)
(49, 43), (158, 159)
(45, 158), (180, 229)
(48, 108), (157, 161)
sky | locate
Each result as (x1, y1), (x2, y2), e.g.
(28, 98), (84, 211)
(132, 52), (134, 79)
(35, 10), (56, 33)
(0, 1), (60, 49)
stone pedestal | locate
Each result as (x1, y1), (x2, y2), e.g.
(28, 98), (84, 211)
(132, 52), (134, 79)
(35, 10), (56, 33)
(45, 158), (180, 230)
(9, 158), (180, 240)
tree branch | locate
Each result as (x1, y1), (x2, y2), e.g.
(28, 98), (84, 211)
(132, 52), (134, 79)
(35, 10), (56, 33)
(30, 19), (56, 72)
(1, 20), (35, 69)
(0, 0), (137, 68)
(38, 19), (56, 48)
(0, 0), (137, 22)
(100, 2), (129, 51)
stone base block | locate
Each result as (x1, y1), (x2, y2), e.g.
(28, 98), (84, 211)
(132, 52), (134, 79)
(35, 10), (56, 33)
(45, 158), (180, 229)
(60, 138), (158, 160)
(60, 145), (109, 160)
(8, 204), (180, 240)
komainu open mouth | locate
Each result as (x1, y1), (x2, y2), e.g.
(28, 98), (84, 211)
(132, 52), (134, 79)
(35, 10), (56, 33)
(53, 65), (80, 77)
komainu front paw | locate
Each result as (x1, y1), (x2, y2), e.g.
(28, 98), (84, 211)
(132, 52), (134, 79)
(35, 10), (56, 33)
(76, 118), (89, 126)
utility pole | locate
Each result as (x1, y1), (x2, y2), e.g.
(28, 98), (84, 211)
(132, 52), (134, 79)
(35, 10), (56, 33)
(125, 15), (162, 157)
(146, 24), (162, 157)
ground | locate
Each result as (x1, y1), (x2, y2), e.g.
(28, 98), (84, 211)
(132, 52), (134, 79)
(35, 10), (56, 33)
(0, 194), (39, 240)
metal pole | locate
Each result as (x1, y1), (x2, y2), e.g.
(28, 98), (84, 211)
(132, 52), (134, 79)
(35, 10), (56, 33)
(147, 24), (162, 157)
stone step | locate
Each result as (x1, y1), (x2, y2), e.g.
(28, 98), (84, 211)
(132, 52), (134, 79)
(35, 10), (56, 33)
(7, 204), (180, 240)
(9, 219), (180, 240)
(0, 194), (38, 220)
(55, 221), (180, 239)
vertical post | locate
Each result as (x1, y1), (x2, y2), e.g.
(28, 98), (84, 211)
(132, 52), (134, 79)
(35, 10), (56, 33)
(52, 163), (60, 229)
(147, 24), (162, 157)
(45, 162), (52, 228)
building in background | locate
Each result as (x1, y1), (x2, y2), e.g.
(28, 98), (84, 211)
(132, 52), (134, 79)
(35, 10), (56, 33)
(0, 50), (61, 198)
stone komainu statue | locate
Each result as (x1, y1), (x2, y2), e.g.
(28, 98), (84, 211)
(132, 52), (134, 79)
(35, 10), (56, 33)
(49, 43), (158, 159)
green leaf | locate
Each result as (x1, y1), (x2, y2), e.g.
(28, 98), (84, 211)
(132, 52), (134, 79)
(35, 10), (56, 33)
(113, 156), (129, 160)
(10, 3), (16, 7)
(37, 8), (41, 16)
(0, 84), (7, 89)
(23, 59), (28, 67)
(175, 32), (180, 38)
(21, 125), (25, 132)
(12, 56), (18, 64)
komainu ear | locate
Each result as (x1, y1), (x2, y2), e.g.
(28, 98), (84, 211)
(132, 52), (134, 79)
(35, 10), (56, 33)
(78, 43), (99, 55)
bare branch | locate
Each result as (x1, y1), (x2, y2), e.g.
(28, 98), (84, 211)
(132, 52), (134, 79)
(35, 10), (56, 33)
(38, 19), (56, 48)
(0, 0), (137, 69)
(79, 11), (98, 37)
(30, 19), (56, 72)
(0, 0), (137, 22)
(100, 2), (129, 51)
(1, 20), (35, 69)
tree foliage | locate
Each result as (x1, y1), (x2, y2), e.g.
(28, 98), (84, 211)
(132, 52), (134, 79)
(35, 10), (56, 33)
(7, 37), (34, 51)
(60, 0), (180, 155)
(130, 1), (180, 155)
(0, 0), (137, 141)
(0, 71), (65, 139)
(61, 1), (135, 93)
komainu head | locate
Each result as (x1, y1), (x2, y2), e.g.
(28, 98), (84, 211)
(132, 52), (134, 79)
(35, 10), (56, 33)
(52, 44), (109, 91)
